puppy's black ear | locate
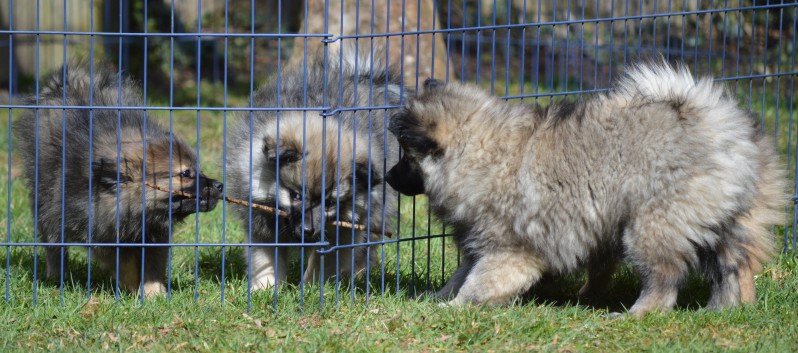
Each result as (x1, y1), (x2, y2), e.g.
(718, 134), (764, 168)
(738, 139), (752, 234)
(423, 78), (444, 91)
(389, 107), (442, 158)
(388, 107), (410, 135)
(92, 158), (132, 188)
(354, 162), (382, 189)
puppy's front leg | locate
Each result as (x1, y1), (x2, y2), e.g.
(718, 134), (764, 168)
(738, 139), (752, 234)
(142, 246), (168, 297)
(249, 246), (287, 291)
(433, 256), (472, 300)
(448, 250), (544, 306)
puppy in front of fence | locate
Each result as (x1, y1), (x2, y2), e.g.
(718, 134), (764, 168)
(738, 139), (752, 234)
(14, 64), (223, 296)
(226, 45), (407, 290)
(385, 63), (784, 316)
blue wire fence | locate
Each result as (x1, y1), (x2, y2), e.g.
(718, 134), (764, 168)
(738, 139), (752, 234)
(1, 0), (797, 311)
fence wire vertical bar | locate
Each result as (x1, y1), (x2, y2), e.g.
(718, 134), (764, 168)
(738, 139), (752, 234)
(59, 0), (68, 305)
(692, 0), (700, 73)
(593, 0), (599, 89)
(299, 0), (309, 312)
(760, 3), (771, 130)
(789, 3), (798, 253)
(321, 0), (330, 309)
(335, 0), (345, 309)
(5, 0), (13, 304)
(194, 0), (203, 304)
(115, 0), (124, 302)
(635, 0), (643, 60)
(32, 0), (41, 308)
(380, 0), (393, 297)
(386, 0), (398, 298)
(167, 0), (176, 304)
(350, 3), (360, 305)
(564, 0), (570, 92)
(721, 0), (729, 78)
(365, 0), (376, 307)
(87, 2), (96, 301)
(273, 0), (284, 313)
(665, 0), (672, 62)
(220, 0), (230, 305)
(246, 0), (256, 313)
(607, 0), (615, 84)
(707, 0), (714, 74)
(489, 0), (496, 95)
(397, 0), (408, 298)
(140, 0), (150, 304)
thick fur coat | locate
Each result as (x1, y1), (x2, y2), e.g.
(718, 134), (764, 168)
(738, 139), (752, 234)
(226, 46), (408, 289)
(15, 64), (222, 296)
(386, 63), (784, 315)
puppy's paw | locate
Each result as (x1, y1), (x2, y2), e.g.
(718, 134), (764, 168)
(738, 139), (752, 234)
(602, 312), (627, 320)
(439, 297), (465, 308)
(142, 281), (167, 297)
(250, 275), (278, 292)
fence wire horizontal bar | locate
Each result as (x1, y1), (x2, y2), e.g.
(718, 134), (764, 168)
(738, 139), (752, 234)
(0, 242), (331, 247)
(321, 2), (798, 42)
(0, 105), (331, 112)
(315, 233), (454, 254)
(0, 30), (333, 39)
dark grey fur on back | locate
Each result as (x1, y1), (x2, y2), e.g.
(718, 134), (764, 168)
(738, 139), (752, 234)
(14, 64), (222, 296)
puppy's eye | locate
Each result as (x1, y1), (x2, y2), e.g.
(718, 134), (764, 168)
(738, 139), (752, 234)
(290, 191), (303, 202)
(325, 198), (337, 208)
(179, 169), (195, 179)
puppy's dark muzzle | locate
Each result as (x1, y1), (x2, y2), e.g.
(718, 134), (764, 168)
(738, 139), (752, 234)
(386, 157), (425, 196)
(196, 178), (223, 212)
(172, 175), (223, 214)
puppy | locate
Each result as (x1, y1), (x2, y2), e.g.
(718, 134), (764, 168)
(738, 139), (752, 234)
(15, 64), (223, 296)
(386, 63), (784, 315)
(226, 45), (408, 290)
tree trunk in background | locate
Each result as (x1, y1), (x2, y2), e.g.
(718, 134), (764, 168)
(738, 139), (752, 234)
(290, 0), (452, 85)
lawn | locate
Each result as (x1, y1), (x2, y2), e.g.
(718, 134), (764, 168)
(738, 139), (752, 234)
(1, 80), (797, 352)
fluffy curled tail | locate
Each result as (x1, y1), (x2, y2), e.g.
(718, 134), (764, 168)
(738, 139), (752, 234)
(613, 60), (734, 116)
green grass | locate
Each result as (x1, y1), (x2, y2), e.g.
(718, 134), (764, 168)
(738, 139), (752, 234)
(1, 82), (798, 352)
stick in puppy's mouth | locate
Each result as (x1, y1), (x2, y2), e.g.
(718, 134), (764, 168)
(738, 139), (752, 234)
(144, 181), (392, 237)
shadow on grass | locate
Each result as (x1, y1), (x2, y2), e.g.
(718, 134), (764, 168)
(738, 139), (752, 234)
(3, 246), (714, 312)
(522, 267), (712, 313)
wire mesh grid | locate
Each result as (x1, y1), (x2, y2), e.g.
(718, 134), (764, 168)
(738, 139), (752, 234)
(1, 0), (797, 311)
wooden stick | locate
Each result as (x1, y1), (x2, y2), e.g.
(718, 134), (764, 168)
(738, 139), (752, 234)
(144, 182), (392, 237)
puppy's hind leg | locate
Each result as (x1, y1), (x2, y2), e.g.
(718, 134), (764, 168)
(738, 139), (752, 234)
(45, 245), (69, 281)
(448, 250), (545, 306)
(703, 228), (748, 310)
(625, 211), (692, 316)
(578, 250), (619, 298)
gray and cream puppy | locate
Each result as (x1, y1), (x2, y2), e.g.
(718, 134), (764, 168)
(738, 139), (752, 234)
(226, 45), (407, 290)
(15, 64), (223, 296)
(386, 63), (784, 315)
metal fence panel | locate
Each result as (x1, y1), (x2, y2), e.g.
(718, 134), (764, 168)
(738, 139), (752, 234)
(1, 0), (796, 310)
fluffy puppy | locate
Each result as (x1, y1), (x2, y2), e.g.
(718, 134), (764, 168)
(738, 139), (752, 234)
(226, 45), (407, 290)
(386, 64), (784, 315)
(15, 64), (223, 296)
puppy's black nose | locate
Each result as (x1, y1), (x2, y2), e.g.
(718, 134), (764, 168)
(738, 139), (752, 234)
(302, 224), (315, 235)
(212, 181), (223, 193)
